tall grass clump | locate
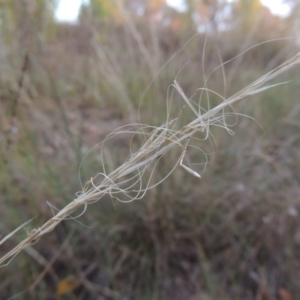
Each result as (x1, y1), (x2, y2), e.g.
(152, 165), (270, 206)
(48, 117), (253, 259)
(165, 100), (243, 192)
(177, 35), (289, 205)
(1, 1), (300, 298)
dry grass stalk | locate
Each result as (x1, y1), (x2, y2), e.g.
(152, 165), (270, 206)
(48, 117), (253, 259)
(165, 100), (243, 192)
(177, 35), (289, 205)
(0, 51), (299, 267)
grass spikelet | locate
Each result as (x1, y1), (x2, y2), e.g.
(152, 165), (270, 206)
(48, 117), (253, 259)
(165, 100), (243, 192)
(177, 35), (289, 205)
(0, 51), (299, 267)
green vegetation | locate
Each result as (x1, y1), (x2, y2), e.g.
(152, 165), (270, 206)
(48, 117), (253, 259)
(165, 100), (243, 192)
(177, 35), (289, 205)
(0, 1), (300, 299)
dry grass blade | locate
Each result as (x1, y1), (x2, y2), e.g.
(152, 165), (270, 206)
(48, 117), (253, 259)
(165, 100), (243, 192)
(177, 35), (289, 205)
(0, 219), (33, 247)
(0, 52), (299, 267)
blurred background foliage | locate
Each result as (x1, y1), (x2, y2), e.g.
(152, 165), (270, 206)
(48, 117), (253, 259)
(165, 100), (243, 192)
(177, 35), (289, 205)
(0, 0), (300, 299)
